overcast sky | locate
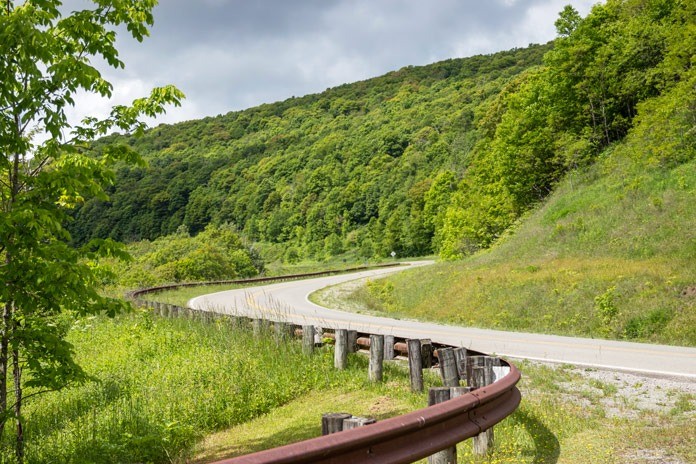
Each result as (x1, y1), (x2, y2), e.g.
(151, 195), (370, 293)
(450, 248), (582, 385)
(68, 0), (598, 127)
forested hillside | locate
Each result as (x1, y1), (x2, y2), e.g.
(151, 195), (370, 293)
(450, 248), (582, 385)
(72, 0), (694, 268)
(70, 44), (549, 260)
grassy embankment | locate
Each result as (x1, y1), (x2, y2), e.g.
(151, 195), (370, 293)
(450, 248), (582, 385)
(4, 311), (419, 463)
(317, 150), (696, 347)
(8, 305), (692, 464)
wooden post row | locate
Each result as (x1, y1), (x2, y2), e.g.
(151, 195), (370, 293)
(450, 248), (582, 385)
(322, 413), (376, 435)
(321, 413), (352, 435)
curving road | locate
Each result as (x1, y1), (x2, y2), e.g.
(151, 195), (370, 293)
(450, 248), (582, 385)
(189, 263), (696, 379)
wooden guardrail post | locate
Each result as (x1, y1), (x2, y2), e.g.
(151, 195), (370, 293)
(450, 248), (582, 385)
(465, 355), (484, 386)
(252, 318), (265, 337)
(347, 330), (358, 353)
(335, 329), (348, 370)
(343, 416), (376, 430)
(470, 358), (496, 456)
(427, 387), (456, 464)
(274, 322), (292, 343)
(384, 335), (395, 360)
(421, 339), (433, 368)
(321, 413), (352, 435)
(302, 325), (315, 355)
(369, 334), (384, 382)
(314, 326), (325, 346)
(453, 347), (468, 380)
(437, 347), (460, 387)
(407, 338), (424, 392)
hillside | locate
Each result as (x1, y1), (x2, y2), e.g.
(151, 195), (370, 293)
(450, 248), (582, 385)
(72, 0), (694, 273)
(340, 0), (696, 346)
(70, 44), (549, 260)
(348, 2), (696, 346)
(351, 146), (695, 346)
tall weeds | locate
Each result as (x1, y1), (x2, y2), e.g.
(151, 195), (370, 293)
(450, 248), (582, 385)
(1, 311), (344, 463)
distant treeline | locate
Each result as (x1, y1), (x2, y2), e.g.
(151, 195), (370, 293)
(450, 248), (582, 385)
(70, 0), (695, 262)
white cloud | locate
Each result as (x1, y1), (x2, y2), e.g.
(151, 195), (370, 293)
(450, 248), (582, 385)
(58, 0), (602, 132)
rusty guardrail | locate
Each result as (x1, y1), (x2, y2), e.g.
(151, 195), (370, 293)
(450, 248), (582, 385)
(128, 266), (521, 464)
(211, 363), (520, 464)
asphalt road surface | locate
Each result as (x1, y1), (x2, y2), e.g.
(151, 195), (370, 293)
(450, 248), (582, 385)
(189, 263), (696, 379)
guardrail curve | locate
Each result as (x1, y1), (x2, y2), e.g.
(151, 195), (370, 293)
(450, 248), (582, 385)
(128, 266), (522, 464)
(212, 364), (520, 464)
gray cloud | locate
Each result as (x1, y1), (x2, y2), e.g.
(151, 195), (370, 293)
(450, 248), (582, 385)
(67, 0), (598, 126)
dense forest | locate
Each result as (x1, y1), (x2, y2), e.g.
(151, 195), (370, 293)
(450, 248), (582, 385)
(71, 0), (694, 268)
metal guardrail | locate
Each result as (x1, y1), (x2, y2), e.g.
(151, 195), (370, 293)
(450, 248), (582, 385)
(128, 267), (521, 464)
(212, 363), (520, 464)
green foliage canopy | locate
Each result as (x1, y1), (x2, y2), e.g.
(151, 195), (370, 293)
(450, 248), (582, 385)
(70, 44), (550, 260)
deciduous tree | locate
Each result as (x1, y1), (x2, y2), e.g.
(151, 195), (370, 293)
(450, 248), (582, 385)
(0, 1), (182, 461)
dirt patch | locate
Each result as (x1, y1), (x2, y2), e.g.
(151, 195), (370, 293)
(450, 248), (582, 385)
(680, 285), (696, 298)
(368, 395), (401, 417)
(621, 448), (690, 464)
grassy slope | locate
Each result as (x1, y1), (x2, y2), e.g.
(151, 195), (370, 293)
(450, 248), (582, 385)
(347, 148), (696, 346)
(191, 360), (695, 464)
(11, 313), (405, 463)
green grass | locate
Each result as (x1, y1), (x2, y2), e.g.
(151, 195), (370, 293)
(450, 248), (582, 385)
(192, 360), (696, 464)
(327, 154), (696, 346)
(191, 389), (414, 463)
(4, 311), (414, 463)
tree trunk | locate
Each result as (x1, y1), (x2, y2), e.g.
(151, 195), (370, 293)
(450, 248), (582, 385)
(13, 346), (23, 464)
(0, 301), (10, 438)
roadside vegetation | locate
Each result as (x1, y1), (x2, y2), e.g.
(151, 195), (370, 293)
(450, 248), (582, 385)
(194, 360), (696, 464)
(7, 308), (692, 463)
(0, 312), (415, 463)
